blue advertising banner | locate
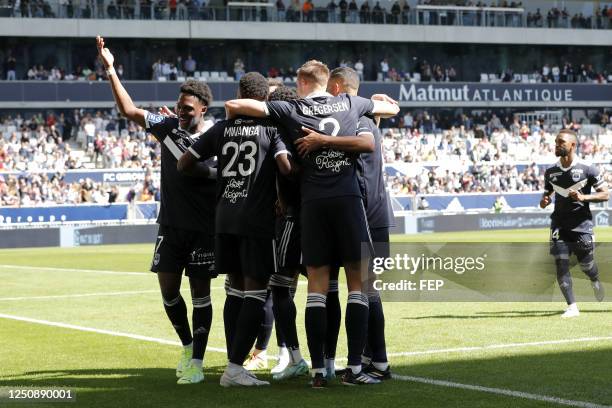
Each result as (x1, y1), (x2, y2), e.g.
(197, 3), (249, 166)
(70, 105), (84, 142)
(1, 81), (610, 107)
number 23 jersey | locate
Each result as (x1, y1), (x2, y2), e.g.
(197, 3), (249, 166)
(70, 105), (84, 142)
(189, 116), (289, 238)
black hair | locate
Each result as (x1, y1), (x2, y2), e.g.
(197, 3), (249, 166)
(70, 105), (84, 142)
(179, 79), (213, 106)
(239, 72), (269, 101)
(268, 86), (299, 102)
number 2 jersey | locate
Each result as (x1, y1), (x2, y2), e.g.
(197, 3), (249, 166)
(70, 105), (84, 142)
(265, 92), (375, 203)
(188, 116), (289, 238)
(544, 159), (607, 233)
(144, 112), (216, 233)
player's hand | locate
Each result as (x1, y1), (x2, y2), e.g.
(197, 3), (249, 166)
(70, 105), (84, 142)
(158, 105), (177, 118)
(295, 127), (325, 158)
(568, 189), (584, 202)
(96, 35), (114, 69)
(371, 93), (398, 105)
(539, 195), (551, 208)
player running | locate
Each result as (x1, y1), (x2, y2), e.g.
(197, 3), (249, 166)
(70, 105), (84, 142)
(540, 129), (608, 318)
(97, 36), (218, 384)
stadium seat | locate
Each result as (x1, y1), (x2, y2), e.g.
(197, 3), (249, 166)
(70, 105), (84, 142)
(157, 76), (167, 81)
(513, 73), (521, 82)
(412, 72), (421, 82)
(210, 71), (220, 80)
(201, 71), (210, 80)
(220, 71), (228, 80)
(194, 71), (201, 78)
(176, 76), (186, 82)
(488, 73), (498, 82)
(480, 73), (488, 83)
(521, 74), (529, 83)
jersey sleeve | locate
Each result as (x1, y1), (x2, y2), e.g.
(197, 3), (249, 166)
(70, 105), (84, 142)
(357, 116), (375, 136)
(265, 100), (297, 129)
(588, 165), (607, 190)
(543, 170), (553, 194)
(144, 111), (171, 141)
(272, 128), (290, 158)
(350, 95), (375, 118)
(188, 122), (221, 161)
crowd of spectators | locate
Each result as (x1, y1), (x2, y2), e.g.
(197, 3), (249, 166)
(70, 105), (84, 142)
(2, 0), (611, 30)
(1, 108), (611, 206)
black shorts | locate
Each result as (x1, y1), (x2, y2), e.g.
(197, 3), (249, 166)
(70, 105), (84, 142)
(216, 233), (277, 285)
(275, 215), (305, 276)
(301, 196), (372, 267)
(370, 226), (390, 260)
(549, 227), (594, 260)
(150, 224), (216, 278)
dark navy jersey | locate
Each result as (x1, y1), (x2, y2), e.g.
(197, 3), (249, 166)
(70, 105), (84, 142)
(544, 159), (606, 233)
(266, 92), (375, 203)
(356, 116), (395, 229)
(189, 116), (289, 238)
(145, 112), (216, 233)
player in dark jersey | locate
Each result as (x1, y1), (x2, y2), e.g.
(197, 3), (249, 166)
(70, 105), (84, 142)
(540, 129), (608, 318)
(97, 36), (217, 385)
(177, 72), (292, 387)
(225, 60), (399, 387)
(294, 67), (395, 381)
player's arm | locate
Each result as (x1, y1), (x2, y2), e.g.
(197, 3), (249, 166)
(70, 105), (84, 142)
(177, 125), (218, 178)
(370, 94), (400, 118)
(224, 99), (268, 119)
(177, 150), (217, 178)
(568, 185), (609, 203)
(96, 36), (147, 128)
(294, 126), (374, 158)
(540, 170), (554, 208)
(568, 167), (610, 203)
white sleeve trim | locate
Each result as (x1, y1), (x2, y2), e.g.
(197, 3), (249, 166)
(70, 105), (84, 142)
(188, 146), (201, 159)
(357, 131), (374, 136)
(274, 149), (290, 158)
(263, 103), (270, 117)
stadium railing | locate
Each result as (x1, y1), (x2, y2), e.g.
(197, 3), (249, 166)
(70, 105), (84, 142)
(2, 0), (610, 30)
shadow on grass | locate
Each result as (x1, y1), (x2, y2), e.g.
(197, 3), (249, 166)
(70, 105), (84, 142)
(403, 309), (612, 319)
(2, 348), (611, 408)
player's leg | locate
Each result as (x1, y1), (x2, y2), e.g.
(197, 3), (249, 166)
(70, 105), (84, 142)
(574, 232), (605, 302)
(300, 199), (334, 387)
(324, 265), (341, 379)
(244, 290), (272, 370)
(150, 226), (192, 378)
(336, 197), (379, 385)
(270, 271), (308, 379)
(178, 232), (216, 383)
(221, 236), (274, 387)
(363, 227), (391, 380)
(550, 227), (578, 318)
(217, 234), (244, 357)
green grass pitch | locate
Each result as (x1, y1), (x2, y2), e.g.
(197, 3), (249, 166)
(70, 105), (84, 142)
(0, 228), (611, 408)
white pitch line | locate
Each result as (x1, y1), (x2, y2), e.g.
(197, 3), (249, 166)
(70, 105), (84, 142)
(0, 264), (149, 276)
(0, 313), (227, 354)
(0, 290), (161, 301)
(385, 337), (612, 358)
(393, 374), (611, 408)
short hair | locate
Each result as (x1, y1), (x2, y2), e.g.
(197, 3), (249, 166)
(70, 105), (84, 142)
(268, 86), (299, 102)
(329, 67), (360, 93)
(180, 79), (213, 106)
(297, 60), (329, 88)
(268, 77), (284, 88)
(558, 128), (578, 142)
(239, 72), (269, 101)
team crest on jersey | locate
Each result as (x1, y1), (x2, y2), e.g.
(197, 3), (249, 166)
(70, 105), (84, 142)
(153, 253), (160, 266)
(572, 173), (581, 182)
(148, 113), (164, 125)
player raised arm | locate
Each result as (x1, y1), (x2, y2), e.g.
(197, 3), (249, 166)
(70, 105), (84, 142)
(568, 184), (609, 203)
(96, 36), (147, 128)
(294, 126), (374, 158)
(224, 99), (269, 119)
